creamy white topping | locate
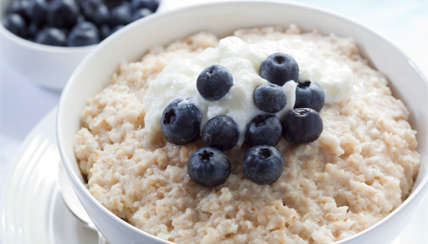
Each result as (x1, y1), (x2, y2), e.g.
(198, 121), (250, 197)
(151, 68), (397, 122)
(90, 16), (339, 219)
(144, 36), (353, 147)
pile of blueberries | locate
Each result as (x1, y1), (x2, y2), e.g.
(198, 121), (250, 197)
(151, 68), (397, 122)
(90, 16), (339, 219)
(161, 53), (325, 188)
(2, 0), (158, 46)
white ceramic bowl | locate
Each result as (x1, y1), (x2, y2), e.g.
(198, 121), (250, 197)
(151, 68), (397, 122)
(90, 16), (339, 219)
(0, 0), (165, 91)
(0, 0), (94, 91)
(57, 1), (428, 244)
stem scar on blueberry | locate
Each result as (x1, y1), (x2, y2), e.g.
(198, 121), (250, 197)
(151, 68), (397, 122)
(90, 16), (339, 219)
(259, 148), (272, 158)
(199, 150), (214, 162)
(254, 116), (267, 127)
(299, 81), (312, 87)
(274, 56), (284, 64)
(299, 110), (307, 115)
(163, 109), (176, 125)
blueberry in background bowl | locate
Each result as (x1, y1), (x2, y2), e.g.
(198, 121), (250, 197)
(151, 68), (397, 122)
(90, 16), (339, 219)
(67, 21), (100, 46)
(35, 27), (67, 46)
(2, 0), (160, 46)
(0, 0), (162, 91)
(81, 0), (109, 26)
(47, 0), (80, 29)
(27, 0), (49, 26)
(2, 13), (26, 37)
(132, 7), (152, 21)
(110, 2), (132, 26)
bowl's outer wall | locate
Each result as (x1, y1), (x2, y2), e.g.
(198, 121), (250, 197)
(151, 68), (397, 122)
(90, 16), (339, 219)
(0, 0), (94, 91)
(58, 2), (428, 244)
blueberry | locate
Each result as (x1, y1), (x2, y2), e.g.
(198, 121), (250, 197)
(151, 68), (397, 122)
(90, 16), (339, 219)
(76, 15), (85, 23)
(2, 14), (27, 37)
(103, 0), (122, 9)
(35, 27), (66, 46)
(243, 145), (285, 185)
(197, 65), (233, 101)
(110, 3), (131, 26)
(245, 114), (282, 147)
(59, 27), (69, 36)
(25, 0), (48, 25)
(130, 0), (158, 12)
(74, 0), (85, 5)
(281, 108), (323, 144)
(253, 83), (287, 113)
(7, 0), (30, 19)
(100, 24), (110, 39)
(260, 53), (299, 86)
(81, 0), (109, 26)
(132, 8), (152, 22)
(66, 21), (99, 46)
(294, 81), (325, 112)
(48, 0), (80, 28)
(201, 115), (239, 151)
(109, 25), (123, 35)
(161, 98), (202, 145)
(187, 147), (231, 188)
(27, 23), (39, 39)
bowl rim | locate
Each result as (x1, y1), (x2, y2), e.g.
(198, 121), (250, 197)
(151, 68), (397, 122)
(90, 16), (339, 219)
(57, 1), (428, 243)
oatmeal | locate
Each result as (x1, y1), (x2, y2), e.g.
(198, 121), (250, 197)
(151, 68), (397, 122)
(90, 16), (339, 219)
(74, 25), (420, 243)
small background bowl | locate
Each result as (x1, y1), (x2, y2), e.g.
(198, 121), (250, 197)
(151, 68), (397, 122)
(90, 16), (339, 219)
(0, 0), (94, 91)
(57, 1), (428, 244)
(0, 0), (164, 91)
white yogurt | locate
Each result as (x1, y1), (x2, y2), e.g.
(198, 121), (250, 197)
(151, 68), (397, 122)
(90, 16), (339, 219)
(143, 36), (353, 146)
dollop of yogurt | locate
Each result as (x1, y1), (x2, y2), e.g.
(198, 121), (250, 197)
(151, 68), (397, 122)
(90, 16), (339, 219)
(144, 36), (353, 147)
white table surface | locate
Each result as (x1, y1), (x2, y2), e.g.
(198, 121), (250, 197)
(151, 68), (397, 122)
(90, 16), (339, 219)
(0, 0), (427, 240)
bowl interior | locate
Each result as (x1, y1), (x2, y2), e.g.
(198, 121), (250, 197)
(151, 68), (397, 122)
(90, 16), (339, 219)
(57, 1), (428, 242)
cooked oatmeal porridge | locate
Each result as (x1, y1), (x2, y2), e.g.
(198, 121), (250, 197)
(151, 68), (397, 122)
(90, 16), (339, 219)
(74, 25), (420, 244)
